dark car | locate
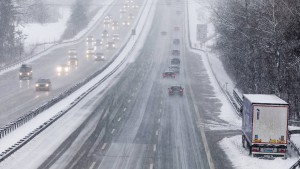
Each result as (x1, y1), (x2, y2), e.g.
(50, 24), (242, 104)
(169, 65), (180, 73)
(95, 53), (105, 61)
(161, 31), (167, 36)
(172, 50), (180, 56)
(19, 64), (32, 80)
(162, 70), (176, 78)
(68, 57), (78, 66)
(173, 39), (180, 45)
(35, 78), (51, 91)
(168, 85), (184, 96)
(171, 58), (181, 65)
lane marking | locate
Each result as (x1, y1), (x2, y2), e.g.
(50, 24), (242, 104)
(158, 118), (160, 123)
(160, 100), (163, 105)
(149, 163), (153, 169)
(153, 144), (156, 152)
(159, 108), (162, 113)
(101, 143), (107, 150)
(156, 130), (159, 135)
(118, 117), (121, 121)
(128, 99), (131, 103)
(89, 162), (96, 169)
(111, 129), (115, 134)
(123, 108), (127, 112)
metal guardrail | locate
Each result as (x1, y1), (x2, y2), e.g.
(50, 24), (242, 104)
(0, 0), (153, 162)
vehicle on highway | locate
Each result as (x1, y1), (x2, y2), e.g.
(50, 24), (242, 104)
(101, 30), (109, 40)
(68, 57), (78, 67)
(106, 42), (116, 49)
(104, 15), (113, 23)
(86, 36), (95, 46)
(35, 78), (51, 91)
(68, 49), (77, 58)
(112, 34), (120, 41)
(128, 13), (135, 20)
(171, 49), (180, 56)
(94, 53), (105, 61)
(94, 39), (103, 49)
(125, 0), (134, 3)
(122, 20), (130, 26)
(86, 48), (95, 57)
(174, 26), (180, 31)
(168, 85), (184, 96)
(173, 39), (180, 45)
(19, 64), (33, 80)
(56, 64), (70, 74)
(131, 4), (139, 8)
(111, 21), (119, 30)
(120, 7), (127, 13)
(169, 65), (180, 73)
(171, 58), (181, 65)
(123, 3), (130, 8)
(161, 31), (167, 36)
(162, 70), (176, 78)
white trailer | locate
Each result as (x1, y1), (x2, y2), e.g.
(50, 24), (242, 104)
(242, 94), (288, 158)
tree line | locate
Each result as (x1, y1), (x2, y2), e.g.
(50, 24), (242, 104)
(212, 0), (300, 119)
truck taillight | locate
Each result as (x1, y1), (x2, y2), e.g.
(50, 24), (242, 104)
(278, 148), (286, 153)
(252, 147), (260, 152)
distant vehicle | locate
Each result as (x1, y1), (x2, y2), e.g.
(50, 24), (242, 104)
(120, 8), (127, 13)
(19, 64), (32, 80)
(242, 94), (288, 158)
(171, 50), (180, 56)
(112, 34), (120, 41)
(123, 3), (130, 8)
(94, 53), (105, 61)
(94, 39), (103, 47)
(68, 57), (78, 66)
(68, 49), (77, 58)
(111, 21), (119, 30)
(86, 48), (95, 57)
(162, 70), (176, 78)
(106, 42), (116, 49)
(104, 15), (113, 23)
(171, 58), (181, 65)
(168, 85), (183, 96)
(35, 78), (51, 91)
(128, 13), (135, 20)
(101, 30), (109, 40)
(174, 26), (180, 31)
(125, 0), (134, 3)
(56, 64), (70, 74)
(169, 65), (180, 73)
(173, 39), (180, 45)
(86, 36), (95, 45)
(122, 20), (130, 26)
(132, 4), (139, 8)
(161, 31), (167, 36)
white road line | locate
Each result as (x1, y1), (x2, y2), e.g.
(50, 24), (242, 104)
(149, 163), (153, 169)
(156, 130), (159, 135)
(101, 143), (107, 150)
(159, 108), (162, 113)
(123, 108), (127, 111)
(118, 117), (121, 121)
(128, 99), (131, 103)
(111, 129), (115, 134)
(153, 144), (156, 152)
(160, 100), (163, 105)
(89, 162), (96, 169)
(158, 118), (160, 123)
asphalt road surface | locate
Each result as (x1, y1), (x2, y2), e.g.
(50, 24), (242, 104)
(37, 1), (240, 169)
(0, 0), (144, 127)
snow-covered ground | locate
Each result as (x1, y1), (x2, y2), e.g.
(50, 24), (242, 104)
(187, 0), (300, 168)
(0, 0), (157, 167)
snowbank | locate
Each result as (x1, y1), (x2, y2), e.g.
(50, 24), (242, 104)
(219, 135), (298, 169)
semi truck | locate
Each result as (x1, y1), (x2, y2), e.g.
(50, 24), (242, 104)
(242, 94), (288, 158)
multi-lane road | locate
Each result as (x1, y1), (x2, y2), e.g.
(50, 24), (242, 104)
(0, 0), (241, 169)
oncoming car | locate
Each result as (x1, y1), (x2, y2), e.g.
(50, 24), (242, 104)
(56, 64), (70, 74)
(111, 21), (119, 30)
(35, 78), (51, 91)
(171, 50), (180, 56)
(94, 53), (105, 61)
(106, 42), (116, 49)
(86, 48), (95, 57)
(101, 30), (109, 40)
(86, 36), (95, 45)
(168, 85), (184, 96)
(68, 49), (77, 58)
(19, 64), (32, 80)
(68, 57), (78, 67)
(112, 34), (120, 41)
(122, 21), (130, 26)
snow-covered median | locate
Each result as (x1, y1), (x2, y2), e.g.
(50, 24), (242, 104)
(219, 135), (298, 169)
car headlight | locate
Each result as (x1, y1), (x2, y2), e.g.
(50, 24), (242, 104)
(113, 44), (115, 47)
(64, 67), (69, 72)
(19, 72), (22, 75)
(56, 67), (62, 72)
(27, 72), (30, 75)
(45, 84), (49, 87)
(35, 84), (39, 87)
